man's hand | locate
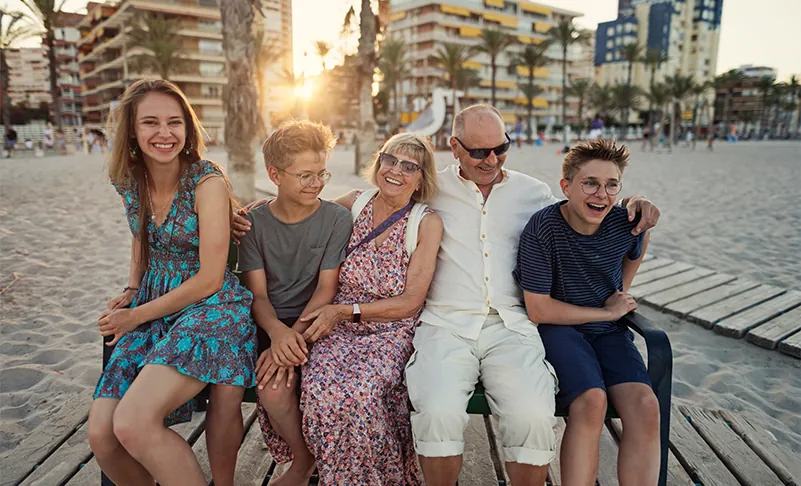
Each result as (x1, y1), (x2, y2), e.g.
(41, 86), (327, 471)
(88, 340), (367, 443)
(255, 349), (295, 390)
(603, 291), (637, 321)
(98, 308), (141, 346)
(624, 196), (660, 235)
(269, 325), (308, 366)
(300, 304), (348, 342)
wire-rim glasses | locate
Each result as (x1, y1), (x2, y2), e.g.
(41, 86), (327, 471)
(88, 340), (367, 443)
(275, 167), (332, 187)
(577, 179), (622, 196)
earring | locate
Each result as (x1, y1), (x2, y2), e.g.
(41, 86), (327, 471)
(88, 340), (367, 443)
(184, 143), (192, 155)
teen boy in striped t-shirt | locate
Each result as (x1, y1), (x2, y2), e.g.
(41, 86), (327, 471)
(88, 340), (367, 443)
(513, 139), (660, 486)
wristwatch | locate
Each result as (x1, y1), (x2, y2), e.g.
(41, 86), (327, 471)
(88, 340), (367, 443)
(352, 303), (361, 323)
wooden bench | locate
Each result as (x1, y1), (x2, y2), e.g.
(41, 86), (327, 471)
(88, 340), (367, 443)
(100, 250), (673, 486)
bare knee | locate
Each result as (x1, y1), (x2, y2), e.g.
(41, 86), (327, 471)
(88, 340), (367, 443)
(88, 402), (121, 459)
(112, 402), (159, 456)
(569, 388), (607, 425)
(257, 378), (297, 410)
(629, 391), (660, 434)
(209, 385), (245, 421)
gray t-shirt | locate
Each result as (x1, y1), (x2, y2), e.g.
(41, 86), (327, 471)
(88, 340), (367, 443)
(239, 200), (353, 319)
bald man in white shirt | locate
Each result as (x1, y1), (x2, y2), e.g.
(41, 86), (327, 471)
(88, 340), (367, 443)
(405, 104), (660, 486)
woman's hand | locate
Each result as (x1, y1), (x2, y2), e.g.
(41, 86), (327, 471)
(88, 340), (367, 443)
(255, 349), (295, 390)
(98, 308), (141, 346)
(300, 304), (349, 342)
(230, 200), (270, 244)
(107, 289), (136, 311)
(269, 325), (308, 366)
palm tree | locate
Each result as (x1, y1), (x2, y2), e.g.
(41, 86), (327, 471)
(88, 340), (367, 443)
(127, 13), (185, 80)
(253, 31), (284, 137)
(644, 82), (669, 150)
(455, 67), (481, 106)
(472, 28), (515, 107)
(589, 83), (614, 119)
(278, 68), (305, 117)
(432, 42), (473, 120)
(378, 38), (408, 129)
(315, 40), (332, 71)
(790, 74), (801, 137)
(664, 73), (695, 152)
(1, 8), (37, 145)
(618, 42), (644, 139)
(690, 81), (710, 149)
(220, 0), (261, 202)
(509, 43), (548, 143)
(611, 83), (642, 129)
(20, 0), (66, 132)
(567, 78), (592, 139)
(356, 0), (377, 169)
(642, 47), (668, 125)
(754, 75), (775, 136)
(713, 69), (745, 127)
(549, 19), (591, 145)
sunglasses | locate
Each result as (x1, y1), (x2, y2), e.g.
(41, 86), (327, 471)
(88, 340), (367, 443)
(454, 133), (511, 160)
(379, 152), (422, 176)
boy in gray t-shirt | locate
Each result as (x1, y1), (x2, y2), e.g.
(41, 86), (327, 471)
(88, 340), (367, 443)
(238, 121), (352, 481)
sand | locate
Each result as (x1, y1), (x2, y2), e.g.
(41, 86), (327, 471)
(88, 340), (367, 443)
(1, 145), (799, 479)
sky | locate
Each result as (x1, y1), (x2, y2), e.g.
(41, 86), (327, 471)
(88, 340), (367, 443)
(4, 0), (799, 81)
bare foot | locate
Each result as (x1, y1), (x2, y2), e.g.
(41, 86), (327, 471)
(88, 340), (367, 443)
(271, 455), (316, 486)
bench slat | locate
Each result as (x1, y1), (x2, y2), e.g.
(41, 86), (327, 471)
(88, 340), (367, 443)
(668, 407), (740, 486)
(635, 258), (675, 274)
(681, 406), (784, 486)
(458, 416), (503, 485)
(746, 306), (801, 350)
(608, 418), (694, 485)
(664, 279), (761, 316)
(644, 273), (737, 308)
(19, 421), (92, 486)
(689, 286), (786, 328)
(631, 262), (695, 287)
(234, 406), (274, 485)
(777, 329), (801, 358)
(596, 423), (619, 485)
(630, 267), (715, 299)
(547, 419), (567, 486)
(191, 404), (255, 483)
(714, 290), (801, 338)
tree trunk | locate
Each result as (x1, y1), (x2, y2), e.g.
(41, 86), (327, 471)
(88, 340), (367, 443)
(490, 58), (496, 107)
(668, 99), (676, 152)
(526, 72), (534, 143)
(44, 27), (63, 133)
(1, 48), (10, 147)
(561, 45), (567, 145)
(647, 66), (656, 126)
(221, 0), (259, 203)
(577, 100), (584, 139)
(356, 0), (376, 169)
(622, 62), (633, 140)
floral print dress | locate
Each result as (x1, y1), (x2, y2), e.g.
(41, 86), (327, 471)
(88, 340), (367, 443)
(94, 160), (257, 424)
(300, 192), (427, 485)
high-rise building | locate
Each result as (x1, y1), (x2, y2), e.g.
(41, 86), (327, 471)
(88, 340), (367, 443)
(6, 48), (50, 108)
(595, 0), (722, 91)
(387, 0), (592, 128)
(257, 0), (294, 130)
(78, 0), (293, 140)
(53, 11), (85, 126)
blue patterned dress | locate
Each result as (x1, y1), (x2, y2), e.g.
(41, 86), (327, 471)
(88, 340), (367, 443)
(94, 160), (257, 425)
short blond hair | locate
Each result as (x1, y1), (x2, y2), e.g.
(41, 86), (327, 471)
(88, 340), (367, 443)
(563, 138), (630, 180)
(364, 133), (438, 202)
(262, 120), (337, 170)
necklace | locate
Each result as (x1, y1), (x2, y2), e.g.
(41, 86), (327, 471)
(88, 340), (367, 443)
(145, 171), (181, 223)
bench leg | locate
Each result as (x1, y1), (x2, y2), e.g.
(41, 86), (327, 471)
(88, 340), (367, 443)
(101, 472), (115, 486)
(482, 415), (507, 486)
(655, 363), (671, 486)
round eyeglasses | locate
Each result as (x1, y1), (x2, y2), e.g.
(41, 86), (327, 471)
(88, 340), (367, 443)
(579, 180), (622, 196)
(276, 167), (332, 187)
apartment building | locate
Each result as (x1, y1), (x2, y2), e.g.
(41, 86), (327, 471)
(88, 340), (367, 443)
(387, 0), (590, 127)
(53, 11), (85, 126)
(78, 0), (293, 141)
(6, 48), (50, 108)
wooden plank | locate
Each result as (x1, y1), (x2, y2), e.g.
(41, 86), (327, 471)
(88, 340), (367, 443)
(234, 405), (273, 485)
(65, 411), (207, 486)
(716, 410), (801, 485)
(645, 273), (738, 308)
(642, 253), (654, 262)
(682, 406), (784, 486)
(596, 422), (619, 485)
(19, 422), (92, 486)
(668, 407), (740, 486)
(630, 262), (695, 287)
(458, 416), (501, 486)
(485, 416), (511, 486)
(714, 290), (801, 338)
(635, 257), (675, 274)
(192, 403), (254, 483)
(608, 418), (694, 485)
(746, 306), (801, 350)
(630, 267), (715, 299)
(778, 330), (801, 359)
(664, 279), (762, 316)
(689, 285), (786, 329)
(547, 418), (567, 486)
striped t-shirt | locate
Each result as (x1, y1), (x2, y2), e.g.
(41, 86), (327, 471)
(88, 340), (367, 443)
(513, 200), (645, 333)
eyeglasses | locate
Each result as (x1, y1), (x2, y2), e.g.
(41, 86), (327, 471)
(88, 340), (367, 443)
(275, 167), (332, 187)
(453, 133), (511, 160)
(578, 180), (622, 196)
(379, 152), (422, 176)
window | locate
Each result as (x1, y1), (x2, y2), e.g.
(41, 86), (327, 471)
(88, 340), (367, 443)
(607, 27), (614, 36)
(199, 62), (224, 76)
(201, 85), (220, 97)
(198, 19), (222, 31)
(607, 40), (613, 48)
(606, 52), (612, 61)
(199, 39), (223, 54)
(616, 24), (622, 33)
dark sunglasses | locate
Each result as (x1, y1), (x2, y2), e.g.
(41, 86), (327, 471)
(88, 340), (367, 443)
(379, 152), (422, 175)
(454, 133), (511, 160)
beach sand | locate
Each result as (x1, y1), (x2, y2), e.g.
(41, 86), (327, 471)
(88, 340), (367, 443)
(1, 150), (799, 479)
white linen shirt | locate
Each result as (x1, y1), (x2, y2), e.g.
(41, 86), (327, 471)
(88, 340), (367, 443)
(421, 164), (558, 340)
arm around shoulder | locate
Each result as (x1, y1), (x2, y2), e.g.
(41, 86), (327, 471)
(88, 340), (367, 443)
(332, 189), (360, 211)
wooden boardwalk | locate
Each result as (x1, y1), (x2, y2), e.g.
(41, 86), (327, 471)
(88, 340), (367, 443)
(634, 255), (801, 359)
(10, 402), (800, 486)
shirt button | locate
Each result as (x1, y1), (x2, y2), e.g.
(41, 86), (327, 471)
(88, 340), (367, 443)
(481, 234), (486, 238)
(484, 253), (488, 257)
(487, 300), (491, 305)
(485, 277), (489, 281)
(475, 189), (480, 193)
(482, 210), (487, 215)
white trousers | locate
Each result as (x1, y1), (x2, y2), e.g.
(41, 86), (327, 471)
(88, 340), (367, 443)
(405, 315), (558, 466)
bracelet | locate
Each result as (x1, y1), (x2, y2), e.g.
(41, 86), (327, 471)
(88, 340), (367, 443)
(123, 286), (139, 293)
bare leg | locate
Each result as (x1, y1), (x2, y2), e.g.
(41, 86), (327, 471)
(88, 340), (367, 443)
(560, 389), (607, 486)
(87, 398), (153, 486)
(506, 462), (548, 486)
(608, 383), (660, 486)
(258, 372), (315, 486)
(206, 385), (245, 486)
(418, 455), (462, 486)
(113, 364), (208, 486)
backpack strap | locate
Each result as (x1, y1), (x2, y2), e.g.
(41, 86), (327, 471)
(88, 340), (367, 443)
(405, 202), (428, 255)
(351, 188), (378, 220)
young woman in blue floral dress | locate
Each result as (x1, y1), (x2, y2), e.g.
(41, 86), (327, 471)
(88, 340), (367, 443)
(87, 79), (257, 486)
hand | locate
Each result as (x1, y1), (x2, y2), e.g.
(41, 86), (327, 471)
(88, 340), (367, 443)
(603, 291), (637, 321)
(300, 304), (347, 342)
(625, 196), (660, 235)
(98, 308), (140, 346)
(269, 325), (308, 366)
(255, 349), (295, 390)
(107, 290), (135, 311)
(230, 208), (252, 245)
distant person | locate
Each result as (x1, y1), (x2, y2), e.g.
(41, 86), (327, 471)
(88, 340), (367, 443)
(641, 123), (651, 151)
(707, 126), (717, 151)
(5, 127), (17, 157)
(42, 124), (54, 150)
(514, 120), (523, 148)
(514, 138), (658, 485)
(25, 138), (34, 150)
(589, 115), (604, 139)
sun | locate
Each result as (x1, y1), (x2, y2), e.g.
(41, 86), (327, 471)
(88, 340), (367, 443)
(294, 78), (314, 100)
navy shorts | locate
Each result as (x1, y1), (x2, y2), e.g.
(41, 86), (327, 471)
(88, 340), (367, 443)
(539, 324), (651, 409)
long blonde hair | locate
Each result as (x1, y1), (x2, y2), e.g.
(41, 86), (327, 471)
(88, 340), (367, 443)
(107, 78), (228, 265)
